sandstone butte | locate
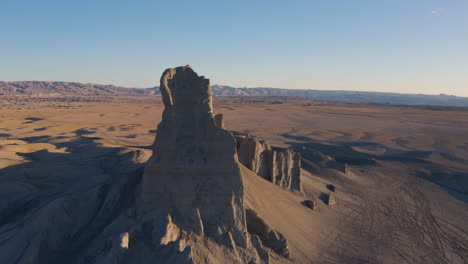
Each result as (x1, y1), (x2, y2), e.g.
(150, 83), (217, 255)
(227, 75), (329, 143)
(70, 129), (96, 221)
(0, 65), (292, 264)
(128, 65), (289, 263)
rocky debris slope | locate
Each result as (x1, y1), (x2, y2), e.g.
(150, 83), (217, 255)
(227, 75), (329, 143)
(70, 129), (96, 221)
(236, 135), (301, 192)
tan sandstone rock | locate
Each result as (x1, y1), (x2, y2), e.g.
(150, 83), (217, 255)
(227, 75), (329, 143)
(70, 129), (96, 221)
(237, 136), (272, 180)
(236, 136), (301, 192)
(136, 65), (268, 263)
(326, 193), (337, 206)
(269, 149), (301, 191)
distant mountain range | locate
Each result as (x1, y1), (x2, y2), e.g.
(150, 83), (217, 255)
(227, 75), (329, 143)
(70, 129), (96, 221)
(211, 85), (468, 107)
(0, 81), (153, 96)
(1, 81), (468, 107)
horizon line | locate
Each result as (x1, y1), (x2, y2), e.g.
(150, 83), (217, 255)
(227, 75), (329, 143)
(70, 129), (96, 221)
(1, 80), (466, 98)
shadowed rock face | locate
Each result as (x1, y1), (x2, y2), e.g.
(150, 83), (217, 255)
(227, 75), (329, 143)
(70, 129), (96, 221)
(237, 136), (272, 180)
(245, 209), (289, 258)
(214, 113), (224, 129)
(236, 135), (301, 192)
(138, 65), (256, 260)
(269, 149), (301, 191)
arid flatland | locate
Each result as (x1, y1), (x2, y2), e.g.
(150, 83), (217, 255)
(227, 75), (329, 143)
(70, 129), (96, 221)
(1, 95), (467, 263)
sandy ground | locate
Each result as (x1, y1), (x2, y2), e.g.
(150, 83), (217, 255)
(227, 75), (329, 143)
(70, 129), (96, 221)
(0, 96), (467, 263)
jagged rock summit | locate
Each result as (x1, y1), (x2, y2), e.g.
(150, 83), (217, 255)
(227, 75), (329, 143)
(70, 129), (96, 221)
(140, 65), (245, 239)
(134, 65), (270, 263)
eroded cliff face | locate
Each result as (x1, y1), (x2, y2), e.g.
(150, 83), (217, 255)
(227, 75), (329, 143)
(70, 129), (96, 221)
(236, 135), (301, 192)
(237, 136), (272, 180)
(133, 65), (268, 263)
(140, 66), (245, 238)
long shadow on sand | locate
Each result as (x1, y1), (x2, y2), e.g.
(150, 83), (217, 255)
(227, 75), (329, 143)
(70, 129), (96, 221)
(0, 136), (144, 263)
(281, 133), (468, 203)
(282, 133), (433, 165)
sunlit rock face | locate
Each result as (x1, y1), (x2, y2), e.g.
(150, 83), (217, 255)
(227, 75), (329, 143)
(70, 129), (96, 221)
(139, 65), (249, 248)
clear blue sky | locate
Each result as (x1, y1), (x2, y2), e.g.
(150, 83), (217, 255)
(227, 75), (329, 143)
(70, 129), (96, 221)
(1, 0), (467, 96)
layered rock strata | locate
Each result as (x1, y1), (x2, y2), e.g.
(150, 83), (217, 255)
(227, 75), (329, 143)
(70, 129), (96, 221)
(236, 135), (301, 192)
(135, 65), (271, 263)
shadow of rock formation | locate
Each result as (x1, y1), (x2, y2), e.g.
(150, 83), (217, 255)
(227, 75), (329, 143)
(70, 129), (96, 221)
(282, 133), (468, 203)
(235, 135), (302, 192)
(0, 137), (145, 264)
(0, 66), (289, 264)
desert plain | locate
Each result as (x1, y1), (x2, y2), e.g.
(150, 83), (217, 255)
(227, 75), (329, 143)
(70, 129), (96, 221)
(1, 95), (467, 263)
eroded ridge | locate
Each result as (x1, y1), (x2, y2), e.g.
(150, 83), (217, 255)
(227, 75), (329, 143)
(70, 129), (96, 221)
(135, 65), (271, 263)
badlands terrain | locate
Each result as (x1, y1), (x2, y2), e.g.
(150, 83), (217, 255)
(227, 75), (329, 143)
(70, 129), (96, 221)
(3, 81), (468, 106)
(1, 91), (468, 263)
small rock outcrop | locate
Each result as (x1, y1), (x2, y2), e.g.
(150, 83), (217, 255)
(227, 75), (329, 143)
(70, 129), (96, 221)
(237, 136), (272, 180)
(296, 148), (349, 175)
(246, 209), (289, 258)
(236, 135), (301, 192)
(214, 113), (224, 129)
(301, 200), (317, 211)
(325, 193), (336, 206)
(343, 163), (349, 175)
